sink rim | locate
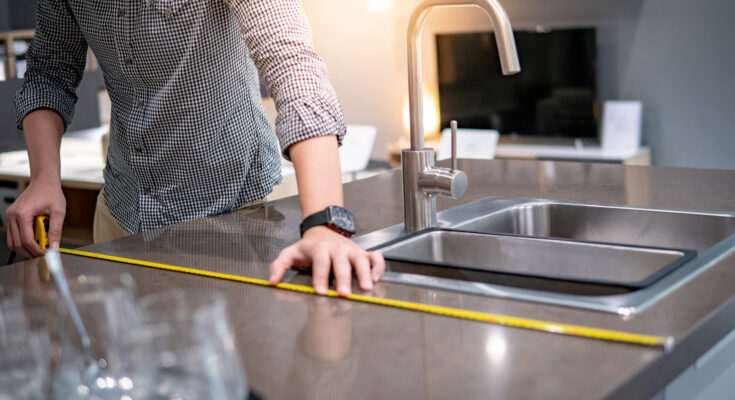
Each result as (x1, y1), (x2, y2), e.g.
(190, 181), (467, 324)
(440, 197), (735, 230)
(354, 196), (735, 315)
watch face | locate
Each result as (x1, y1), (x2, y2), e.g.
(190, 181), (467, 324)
(328, 206), (356, 235)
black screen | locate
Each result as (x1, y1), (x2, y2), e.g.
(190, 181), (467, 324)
(437, 28), (598, 139)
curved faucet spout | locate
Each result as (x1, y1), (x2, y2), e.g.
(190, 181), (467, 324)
(407, 0), (521, 150)
(402, 0), (520, 233)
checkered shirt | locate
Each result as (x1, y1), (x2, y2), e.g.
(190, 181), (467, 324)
(14, 0), (346, 233)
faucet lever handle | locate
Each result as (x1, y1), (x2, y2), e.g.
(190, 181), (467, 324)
(450, 120), (458, 171)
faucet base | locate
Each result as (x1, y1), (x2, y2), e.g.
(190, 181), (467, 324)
(402, 148), (437, 233)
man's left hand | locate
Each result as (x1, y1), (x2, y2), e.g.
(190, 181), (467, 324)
(269, 226), (385, 296)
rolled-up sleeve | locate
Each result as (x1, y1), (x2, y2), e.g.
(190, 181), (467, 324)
(13, 0), (88, 131)
(227, 0), (347, 160)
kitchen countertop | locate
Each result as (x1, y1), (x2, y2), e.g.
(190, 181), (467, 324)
(3, 159), (735, 399)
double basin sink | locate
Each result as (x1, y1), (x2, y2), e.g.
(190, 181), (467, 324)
(354, 197), (735, 315)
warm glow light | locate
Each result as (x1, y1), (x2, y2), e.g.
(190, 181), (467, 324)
(365, 0), (393, 12)
(402, 83), (441, 140)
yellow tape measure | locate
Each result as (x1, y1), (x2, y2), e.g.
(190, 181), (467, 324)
(34, 216), (50, 251)
(34, 217), (673, 350)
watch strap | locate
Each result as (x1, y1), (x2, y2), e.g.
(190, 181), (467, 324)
(300, 210), (330, 237)
(299, 206), (355, 238)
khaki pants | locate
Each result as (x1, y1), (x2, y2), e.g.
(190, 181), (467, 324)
(93, 190), (130, 243)
(93, 190), (267, 243)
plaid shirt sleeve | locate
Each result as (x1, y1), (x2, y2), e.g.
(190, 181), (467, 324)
(13, 0), (89, 130)
(227, 0), (347, 160)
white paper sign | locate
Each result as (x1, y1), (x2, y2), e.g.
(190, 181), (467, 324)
(601, 101), (643, 154)
(437, 128), (499, 161)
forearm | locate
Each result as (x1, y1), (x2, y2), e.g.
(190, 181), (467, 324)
(7, 109), (67, 257)
(271, 136), (386, 293)
(289, 135), (343, 217)
(22, 109), (64, 184)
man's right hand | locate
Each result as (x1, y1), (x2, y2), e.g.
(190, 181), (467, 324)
(7, 109), (66, 259)
(6, 179), (66, 258)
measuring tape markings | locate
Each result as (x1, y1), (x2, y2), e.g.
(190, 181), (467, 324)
(56, 247), (673, 350)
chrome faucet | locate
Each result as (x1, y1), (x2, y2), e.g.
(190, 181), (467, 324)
(402, 0), (521, 232)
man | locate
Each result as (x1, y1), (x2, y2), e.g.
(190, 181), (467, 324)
(6, 0), (384, 295)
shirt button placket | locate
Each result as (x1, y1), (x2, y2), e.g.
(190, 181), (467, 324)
(136, 85), (155, 231)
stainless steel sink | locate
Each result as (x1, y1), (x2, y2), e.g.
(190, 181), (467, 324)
(451, 201), (735, 252)
(355, 197), (735, 314)
(376, 228), (694, 288)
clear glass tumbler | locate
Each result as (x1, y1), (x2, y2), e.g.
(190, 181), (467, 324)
(0, 286), (28, 346)
(51, 273), (152, 400)
(0, 286), (52, 400)
(140, 289), (248, 400)
(0, 329), (51, 400)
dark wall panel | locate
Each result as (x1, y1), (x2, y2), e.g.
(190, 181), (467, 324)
(0, 1), (10, 31)
(8, 0), (37, 30)
(0, 71), (104, 153)
(0, 78), (25, 152)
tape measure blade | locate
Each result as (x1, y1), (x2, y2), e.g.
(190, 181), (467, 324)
(57, 248), (671, 349)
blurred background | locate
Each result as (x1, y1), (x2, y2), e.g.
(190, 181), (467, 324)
(1, 0), (733, 168)
(0, 0), (733, 254)
(303, 0), (735, 170)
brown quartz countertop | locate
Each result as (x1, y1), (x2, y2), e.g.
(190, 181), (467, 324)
(3, 159), (735, 399)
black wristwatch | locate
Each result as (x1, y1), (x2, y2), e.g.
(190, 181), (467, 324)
(300, 206), (356, 238)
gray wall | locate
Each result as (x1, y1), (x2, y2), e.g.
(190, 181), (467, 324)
(304, 0), (735, 169)
(0, 78), (24, 151)
(3, 0), (37, 30)
(0, 1), (9, 32)
(617, 0), (735, 170)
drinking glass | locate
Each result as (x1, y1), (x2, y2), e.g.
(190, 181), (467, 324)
(51, 273), (152, 400)
(0, 286), (28, 346)
(140, 289), (248, 399)
(0, 286), (52, 400)
(0, 329), (51, 400)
